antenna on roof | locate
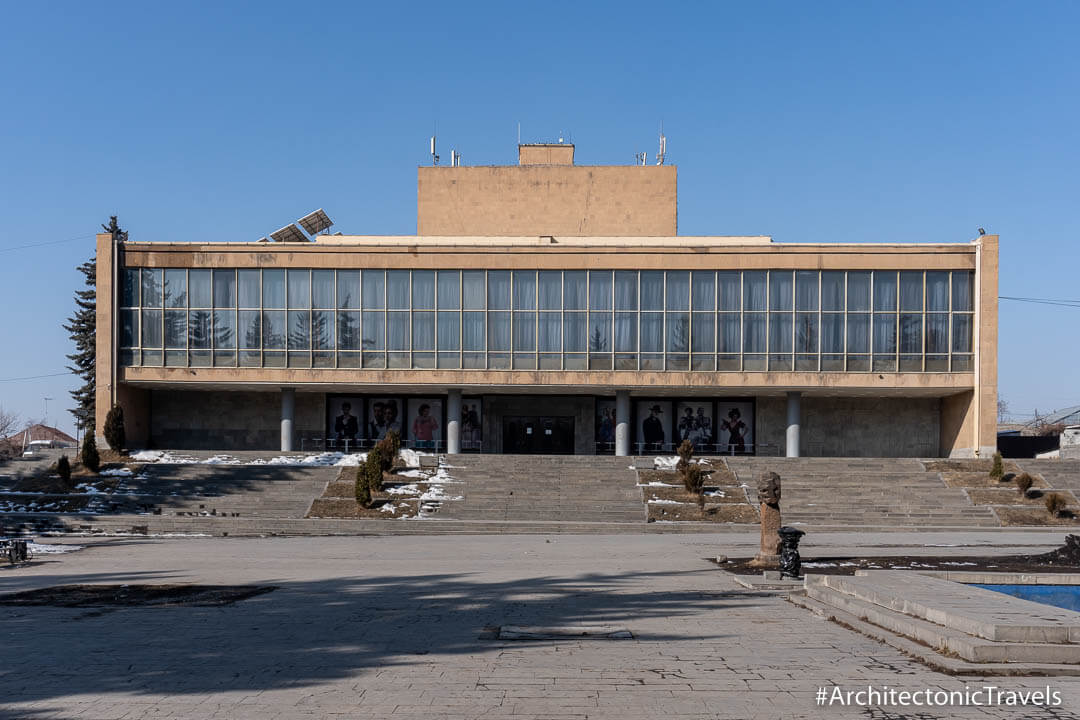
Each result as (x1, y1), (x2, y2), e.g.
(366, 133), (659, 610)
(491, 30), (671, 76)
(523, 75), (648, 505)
(635, 151), (648, 166)
(517, 121), (521, 145)
(656, 122), (666, 166)
(450, 149), (461, 167)
(430, 135), (439, 165)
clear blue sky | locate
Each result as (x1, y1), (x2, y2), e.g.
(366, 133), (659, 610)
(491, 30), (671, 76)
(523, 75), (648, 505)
(1, 1), (1077, 436)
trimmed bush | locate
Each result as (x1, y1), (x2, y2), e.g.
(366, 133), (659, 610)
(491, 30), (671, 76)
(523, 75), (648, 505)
(56, 455), (72, 488)
(683, 464), (705, 495)
(676, 439), (694, 476)
(1014, 472), (1034, 497)
(365, 447), (384, 494)
(103, 405), (126, 452)
(374, 432), (400, 474)
(355, 464), (371, 508)
(989, 451), (1004, 481)
(80, 433), (100, 474)
(1045, 493), (1068, 517)
(385, 430), (401, 459)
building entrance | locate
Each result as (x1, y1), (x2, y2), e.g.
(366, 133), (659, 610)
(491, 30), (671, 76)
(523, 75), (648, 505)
(502, 416), (575, 454)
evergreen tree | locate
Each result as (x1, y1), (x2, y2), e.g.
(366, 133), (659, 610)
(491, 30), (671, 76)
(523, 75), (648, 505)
(64, 258), (97, 433)
(56, 455), (72, 488)
(104, 405), (126, 452)
(81, 432), (100, 473)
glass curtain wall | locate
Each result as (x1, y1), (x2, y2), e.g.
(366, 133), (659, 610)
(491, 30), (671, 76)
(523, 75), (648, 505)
(120, 269), (977, 373)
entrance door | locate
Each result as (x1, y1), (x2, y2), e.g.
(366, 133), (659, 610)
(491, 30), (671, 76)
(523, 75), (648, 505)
(502, 416), (575, 454)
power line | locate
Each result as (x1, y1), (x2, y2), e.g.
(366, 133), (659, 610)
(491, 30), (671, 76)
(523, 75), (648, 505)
(0, 234), (97, 254)
(1000, 295), (1080, 308)
(0, 371), (75, 383)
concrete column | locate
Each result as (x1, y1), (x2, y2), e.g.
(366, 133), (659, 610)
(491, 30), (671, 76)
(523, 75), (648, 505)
(446, 389), (462, 454)
(281, 388), (295, 452)
(785, 391), (801, 458)
(615, 390), (631, 457)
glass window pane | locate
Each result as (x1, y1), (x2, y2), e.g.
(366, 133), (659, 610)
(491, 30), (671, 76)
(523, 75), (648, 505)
(926, 314), (948, 353)
(769, 312), (793, 352)
(926, 271), (949, 311)
(614, 312), (636, 352)
(362, 311), (384, 349)
(743, 271), (766, 311)
(952, 271), (974, 311)
(488, 271), (511, 310)
(214, 310), (236, 349)
(873, 314), (897, 353)
(952, 314), (972, 352)
(121, 309), (138, 346)
(900, 271), (923, 311)
(288, 310), (309, 349)
(336, 270), (360, 309)
(795, 313), (818, 353)
(488, 311), (510, 350)
(796, 271), (819, 311)
(564, 271), (586, 310)
(588, 271), (612, 311)
(665, 271), (689, 311)
(312, 310), (333, 349)
(717, 271), (740, 311)
(666, 312), (689, 352)
(122, 268), (140, 306)
(847, 272), (870, 311)
(563, 312), (586, 352)
(462, 270), (485, 309)
(189, 310), (212, 349)
(164, 269), (187, 308)
(437, 311), (459, 350)
(462, 312), (485, 350)
(588, 313), (611, 352)
(239, 310), (261, 348)
(513, 311), (536, 351)
(164, 310), (186, 348)
(899, 314), (922, 354)
(615, 271), (637, 310)
(847, 313), (869, 353)
(412, 270), (435, 310)
(539, 313), (561, 351)
(691, 312), (714, 352)
(362, 270), (384, 309)
(141, 269), (162, 307)
(336, 311), (359, 350)
(387, 270), (410, 309)
(513, 271), (537, 310)
(312, 270), (334, 308)
(141, 309), (162, 347)
(238, 270), (260, 308)
(412, 311), (435, 349)
(638, 271), (663, 311)
(691, 271), (715, 311)
(283, 270), (306, 308)
(639, 312), (662, 353)
(258, 310), (282, 347)
(262, 269), (285, 308)
(538, 271), (561, 310)
(769, 271), (793, 311)
(743, 313), (765, 353)
(437, 271), (460, 309)
(873, 271), (897, 311)
(821, 271), (844, 311)
(718, 313), (740, 353)
(822, 314), (844, 353)
(387, 311), (409, 350)
(212, 270), (235, 308)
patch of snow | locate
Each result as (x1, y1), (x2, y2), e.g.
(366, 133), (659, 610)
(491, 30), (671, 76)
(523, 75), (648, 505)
(99, 468), (133, 477)
(202, 455), (241, 465)
(648, 497), (684, 505)
(399, 449), (432, 467)
(637, 481), (679, 487)
(942, 561), (977, 566)
(653, 456), (679, 470)
(396, 469), (426, 479)
(379, 503), (396, 514)
(28, 542), (84, 554)
(419, 486), (463, 502)
(385, 483), (420, 495)
(74, 483), (106, 494)
(704, 489), (726, 497)
(802, 562), (836, 568)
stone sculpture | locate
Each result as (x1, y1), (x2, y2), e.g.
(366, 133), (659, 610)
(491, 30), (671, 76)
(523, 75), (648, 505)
(750, 471), (782, 567)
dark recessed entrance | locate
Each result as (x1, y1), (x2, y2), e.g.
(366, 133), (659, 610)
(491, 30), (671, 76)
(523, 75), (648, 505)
(502, 416), (575, 454)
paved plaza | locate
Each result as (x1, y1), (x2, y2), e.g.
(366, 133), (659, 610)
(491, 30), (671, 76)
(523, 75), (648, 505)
(2, 531), (1080, 719)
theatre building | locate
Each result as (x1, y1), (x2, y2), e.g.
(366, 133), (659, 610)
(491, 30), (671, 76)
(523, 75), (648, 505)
(94, 143), (998, 458)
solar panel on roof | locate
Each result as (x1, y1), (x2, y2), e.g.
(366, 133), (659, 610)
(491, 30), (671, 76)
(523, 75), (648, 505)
(298, 208), (333, 236)
(269, 224), (308, 243)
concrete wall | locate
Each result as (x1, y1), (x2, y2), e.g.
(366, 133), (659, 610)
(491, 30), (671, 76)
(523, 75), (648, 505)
(149, 390), (324, 450)
(480, 395), (594, 454)
(757, 396), (941, 457)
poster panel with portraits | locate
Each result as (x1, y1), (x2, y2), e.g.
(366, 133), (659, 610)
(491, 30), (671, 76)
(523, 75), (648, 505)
(327, 396), (363, 445)
(635, 400), (672, 451)
(595, 399), (617, 448)
(675, 401), (714, 448)
(407, 398), (443, 449)
(367, 397), (403, 442)
(716, 400), (754, 454)
(460, 397), (483, 451)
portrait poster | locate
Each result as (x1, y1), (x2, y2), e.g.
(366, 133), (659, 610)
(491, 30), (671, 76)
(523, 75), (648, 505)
(460, 397), (483, 450)
(675, 401), (714, 448)
(367, 397), (403, 442)
(407, 398), (443, 449)
(595, 399), (616, 446)
(716, 400), (754, 454)
(635, 400), (672, 451)
(327, 396), (363, 446)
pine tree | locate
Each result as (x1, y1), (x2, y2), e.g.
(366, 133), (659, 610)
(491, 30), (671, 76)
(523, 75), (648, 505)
(81, 432), (100, 473)
(104, 405), (126, 452)
(56, 455), (72, 488)
(64, 258), (97, 434)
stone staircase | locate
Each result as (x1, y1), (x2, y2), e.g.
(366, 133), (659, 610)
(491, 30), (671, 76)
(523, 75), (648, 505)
(1017, 459), (1080, 492)
(439, 454), (644, 523)
(723, 457), (1000, 528)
